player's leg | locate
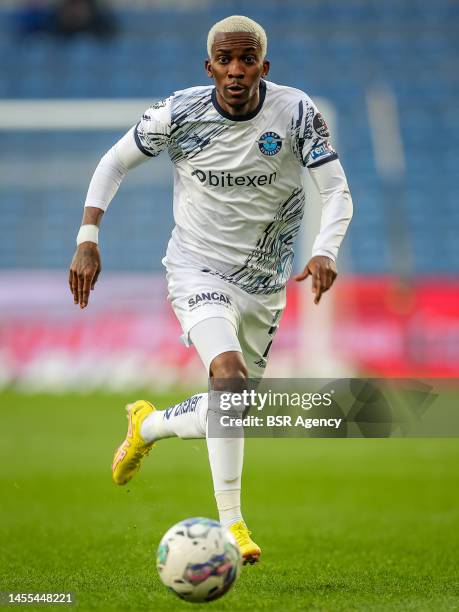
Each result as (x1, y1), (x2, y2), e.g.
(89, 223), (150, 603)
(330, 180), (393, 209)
(111, 317), (240, 485)
(213, 287), (285, 562)
(185, 319), (261, 563)
(111, 314), (260, 562)
(207, 351), (262, 564)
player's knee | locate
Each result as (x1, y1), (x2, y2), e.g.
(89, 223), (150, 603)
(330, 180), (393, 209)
(210, 351), (248, 385)
(209, 356), (247, 420)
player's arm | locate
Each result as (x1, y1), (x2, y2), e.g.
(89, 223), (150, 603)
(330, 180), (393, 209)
(69, 127), (151, 308)
(294, 158), (353, 304)
(69, 98), (172, 308)
(291, 99), (353, 303)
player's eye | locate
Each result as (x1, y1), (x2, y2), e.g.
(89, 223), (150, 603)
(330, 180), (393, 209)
(217, 56), (229, 64)
(244, 56), (256, 63)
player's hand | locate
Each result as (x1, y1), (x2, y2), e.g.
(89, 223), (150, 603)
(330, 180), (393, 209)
(69, 242), (102, 309)
(293, 255), (337, 304)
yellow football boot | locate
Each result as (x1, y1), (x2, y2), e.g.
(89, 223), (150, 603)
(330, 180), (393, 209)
(112, 400), (155, 485)
(229, 521), (261, 565)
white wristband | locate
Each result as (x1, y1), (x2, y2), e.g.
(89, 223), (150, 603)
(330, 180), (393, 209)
(76, 224), (99, 246)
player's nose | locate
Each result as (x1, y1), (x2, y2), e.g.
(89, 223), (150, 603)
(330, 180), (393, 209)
(227, 59), (245, 78)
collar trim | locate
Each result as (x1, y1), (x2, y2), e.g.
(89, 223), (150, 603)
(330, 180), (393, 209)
(211, 80), (266, 121)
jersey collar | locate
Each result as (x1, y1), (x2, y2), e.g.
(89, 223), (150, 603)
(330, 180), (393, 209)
(211, 80), (267, 122)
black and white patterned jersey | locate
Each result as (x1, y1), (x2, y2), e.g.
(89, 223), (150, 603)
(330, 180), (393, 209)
(134, 79), (339, 295)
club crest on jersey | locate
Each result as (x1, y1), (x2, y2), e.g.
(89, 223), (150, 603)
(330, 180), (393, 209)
(258, 131), (283, 156)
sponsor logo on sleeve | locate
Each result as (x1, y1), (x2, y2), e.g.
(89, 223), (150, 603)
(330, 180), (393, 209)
(313, 113), (330, 138)
(310, 141), (335, 161)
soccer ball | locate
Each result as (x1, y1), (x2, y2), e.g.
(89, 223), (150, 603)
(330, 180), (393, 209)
(156, 517), (242, 603)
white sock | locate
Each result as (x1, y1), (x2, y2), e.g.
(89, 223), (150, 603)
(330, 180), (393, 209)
(140, 393), (208, 442)
(206, 396), (245, 527)
(215, 489), (243, 528)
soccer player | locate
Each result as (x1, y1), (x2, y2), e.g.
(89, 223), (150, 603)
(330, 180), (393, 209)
(69, 15), (353, 564)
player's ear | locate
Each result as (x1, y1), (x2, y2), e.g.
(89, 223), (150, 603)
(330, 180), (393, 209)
(262, 59), (270, 77)
(205, 59), (213, 78)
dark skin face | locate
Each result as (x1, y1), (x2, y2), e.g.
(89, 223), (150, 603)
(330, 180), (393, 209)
(205, 31), (270, 117)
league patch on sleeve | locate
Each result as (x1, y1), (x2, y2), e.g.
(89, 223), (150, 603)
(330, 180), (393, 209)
(313, 113), (330, 138)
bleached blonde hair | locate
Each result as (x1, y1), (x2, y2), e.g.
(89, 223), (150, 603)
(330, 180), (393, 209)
(207, 15), (267, 59)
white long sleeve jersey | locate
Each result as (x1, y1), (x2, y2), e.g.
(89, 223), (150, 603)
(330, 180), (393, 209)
(85, 79), (353, 295)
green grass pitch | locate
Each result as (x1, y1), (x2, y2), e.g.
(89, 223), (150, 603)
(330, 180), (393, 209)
(1, 390), (458, 611)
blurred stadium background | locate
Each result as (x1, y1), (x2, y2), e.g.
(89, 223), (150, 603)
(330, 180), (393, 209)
(1, 3), (459, 610)
(0, 0), (458, 387)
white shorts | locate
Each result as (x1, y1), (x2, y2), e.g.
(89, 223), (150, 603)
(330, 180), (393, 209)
(165, 260), (286, 379)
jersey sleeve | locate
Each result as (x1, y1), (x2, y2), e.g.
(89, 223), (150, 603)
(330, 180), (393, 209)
(290, 95), (338, 168)
(134, 96), (172, 157)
